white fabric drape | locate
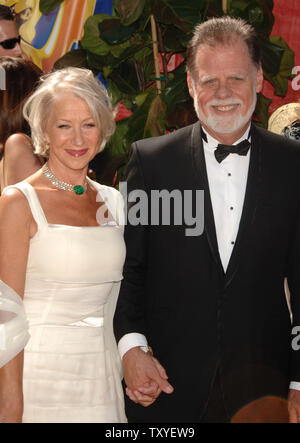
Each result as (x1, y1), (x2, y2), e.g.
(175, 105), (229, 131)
(0, 280), (30, 368)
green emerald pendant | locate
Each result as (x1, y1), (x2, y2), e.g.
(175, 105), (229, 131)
(73, 185), (85, 195)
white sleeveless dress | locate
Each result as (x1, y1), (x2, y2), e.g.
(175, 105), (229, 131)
(1, 179), (127, 423)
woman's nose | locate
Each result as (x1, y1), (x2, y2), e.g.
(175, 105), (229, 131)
(73, 128), (84, 146)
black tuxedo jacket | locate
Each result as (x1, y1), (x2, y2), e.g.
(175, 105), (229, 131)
(114, 122), (300, 422)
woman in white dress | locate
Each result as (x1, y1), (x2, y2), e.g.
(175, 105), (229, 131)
(0, 67), (127, 423)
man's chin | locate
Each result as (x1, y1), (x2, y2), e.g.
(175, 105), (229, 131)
(212, 125), (242, 134)
(203, 122), (242, 135)
(201, 115), (250, 135)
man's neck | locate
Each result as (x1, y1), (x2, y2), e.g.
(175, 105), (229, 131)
(201, 121), (252, 145)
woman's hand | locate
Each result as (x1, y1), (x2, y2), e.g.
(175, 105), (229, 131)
(0, 352), (24, 423)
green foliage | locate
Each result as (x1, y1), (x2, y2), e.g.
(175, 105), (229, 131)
(263, 36), (295, 96)
(39, 0), (64, 15)
(50, 0), (294, 185)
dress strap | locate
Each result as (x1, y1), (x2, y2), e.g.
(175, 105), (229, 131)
(88, 178), (125, 227)
(3, 181), (48, 228)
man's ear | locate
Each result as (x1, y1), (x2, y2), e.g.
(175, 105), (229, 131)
(256, 64), (264, 94)
(187, 71), (195, 99)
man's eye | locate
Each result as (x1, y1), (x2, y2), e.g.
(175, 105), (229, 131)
(202, 79), (216, 86)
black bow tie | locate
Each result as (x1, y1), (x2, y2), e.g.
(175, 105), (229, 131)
(214, 139), (251, 163)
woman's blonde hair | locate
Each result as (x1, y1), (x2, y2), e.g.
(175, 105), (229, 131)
(23, 67), (116, 156)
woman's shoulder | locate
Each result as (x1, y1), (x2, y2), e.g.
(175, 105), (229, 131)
(3, 133), (34, 162)
(1, 181), (30, 202)
(0, 183), (31, 221)
(90, 180), (124, 225)
(90, 179), (122, 199)
(5, 133), (33, 151)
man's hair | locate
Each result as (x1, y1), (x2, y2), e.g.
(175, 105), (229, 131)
(186, 16), (261, 77)
(0, 4), (14, 21)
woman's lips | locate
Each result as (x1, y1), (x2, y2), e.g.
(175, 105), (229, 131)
(66, 149), (88, 157)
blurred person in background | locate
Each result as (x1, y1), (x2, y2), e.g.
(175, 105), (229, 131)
(0, 5), (23, 57)
(0, 56), (43, 194)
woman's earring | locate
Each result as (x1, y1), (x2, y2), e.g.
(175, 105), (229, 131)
(44, 142), (50, 155)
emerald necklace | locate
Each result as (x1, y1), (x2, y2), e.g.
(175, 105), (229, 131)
(42, 162), (88, 195)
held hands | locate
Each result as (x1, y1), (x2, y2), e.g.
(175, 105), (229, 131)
(122, 347), (174, 407)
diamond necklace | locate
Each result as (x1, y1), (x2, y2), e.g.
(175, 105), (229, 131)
(42, 162), (88, 195)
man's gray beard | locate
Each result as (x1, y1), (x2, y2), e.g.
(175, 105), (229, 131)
(193, 88), (257, 135)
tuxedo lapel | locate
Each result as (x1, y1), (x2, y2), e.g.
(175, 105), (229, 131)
(190, 122), (224, 275)
(224, 123), (262, 287)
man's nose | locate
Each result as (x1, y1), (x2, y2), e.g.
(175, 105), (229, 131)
(215, 81), (232, 99)
(12, 42), (22, 57)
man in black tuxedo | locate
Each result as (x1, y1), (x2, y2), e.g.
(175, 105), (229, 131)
(113, 16), (300, 422)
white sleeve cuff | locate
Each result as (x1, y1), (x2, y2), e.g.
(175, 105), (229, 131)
(289, 381), (300, 391)
(118, 332), (148, 359)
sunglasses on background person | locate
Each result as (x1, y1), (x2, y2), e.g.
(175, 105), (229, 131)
(0, 35), (21, 49)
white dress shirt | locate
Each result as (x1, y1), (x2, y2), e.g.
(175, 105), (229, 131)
(118, 124), (299, 391)
(203, 126), (250, 271)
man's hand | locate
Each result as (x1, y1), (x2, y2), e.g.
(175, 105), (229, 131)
(122, 347), (174, 407)
(288, 389), (300, 422)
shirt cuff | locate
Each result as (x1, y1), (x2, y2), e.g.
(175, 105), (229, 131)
(118, 332), (148, 359)
(289, 381), (300, 391)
